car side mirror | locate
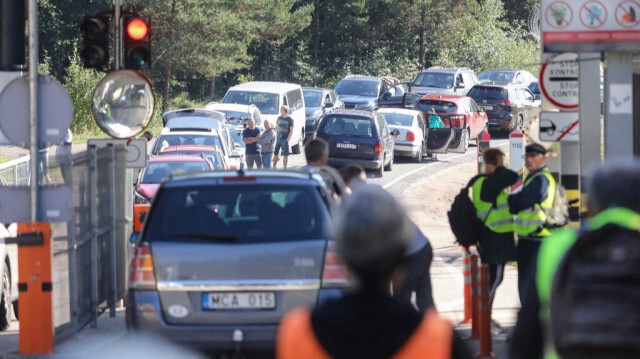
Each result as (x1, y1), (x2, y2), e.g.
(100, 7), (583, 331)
(382, 91), (391, 99)
(534, 94), (541, 101)
(324, 102), (334, 108)
(230, 150), (242, 158)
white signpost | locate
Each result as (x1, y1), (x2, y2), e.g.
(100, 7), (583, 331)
(539, 111), (580, 142)
(509, 129), (525, 194)
(540, 52), (580, 110)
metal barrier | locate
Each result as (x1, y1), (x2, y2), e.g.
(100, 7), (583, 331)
(0, 155), (30, 186)
(50, 144), (133, 340)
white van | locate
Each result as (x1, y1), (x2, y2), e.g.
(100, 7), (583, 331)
(222, 82), (306, 154)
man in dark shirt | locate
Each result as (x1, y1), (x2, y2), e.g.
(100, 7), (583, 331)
(273, 105), (294, 169)
(242, 118), (262, 169)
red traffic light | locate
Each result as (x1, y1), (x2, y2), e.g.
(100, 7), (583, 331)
(126, 18), (149, 41)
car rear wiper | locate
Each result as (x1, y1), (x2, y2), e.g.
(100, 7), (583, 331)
(174, 233), (239, 242)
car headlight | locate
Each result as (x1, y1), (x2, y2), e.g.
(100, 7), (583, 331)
(134, 191), (148, 204)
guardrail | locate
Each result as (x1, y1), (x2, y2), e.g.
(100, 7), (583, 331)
(0, 155), (30, 186)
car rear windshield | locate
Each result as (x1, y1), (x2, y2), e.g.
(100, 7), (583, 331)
(160, 151), (225, 170)
(144, 185), (329, 243)
(303, 91), (323, 107)
(319, 115), (374, 138)
(415, 100), (458, 113)
(381, 113), (413, 127)
(467, 87), (508, 102)
(412, 72), (454, 89)
(141, 161), (210, 183)
(335, 80), (379, 97)
(478, 71), (515, 82)
(223, 91), (279, 115)
(153, 135), (222, 154)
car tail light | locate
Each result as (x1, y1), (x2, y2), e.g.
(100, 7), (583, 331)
(405, 131), (415, 142)
(322, 240), (349, 288)
(374, 142), (382, 155)
(129, 242), (156, 290)
(500, 99), (511, 106)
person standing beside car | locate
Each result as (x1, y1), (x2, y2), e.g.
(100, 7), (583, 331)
(273, 105), (293, 169)
(258, 119), (276, 169)
(242, 118), (262, 169)
(471, 148), (518, 314)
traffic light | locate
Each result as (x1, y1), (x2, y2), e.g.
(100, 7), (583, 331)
(80, 15), (110, 70)
(123, 15), (151, 70)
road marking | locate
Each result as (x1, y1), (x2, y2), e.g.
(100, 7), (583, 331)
(383, 142), (509, 190)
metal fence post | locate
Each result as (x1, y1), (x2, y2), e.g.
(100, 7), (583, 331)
(67, 156), (78, 332)
(109, 145), (117, 317)
(89, 145), (98, 328)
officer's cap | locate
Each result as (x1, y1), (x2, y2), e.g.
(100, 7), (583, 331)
(525, 143), (546, 156)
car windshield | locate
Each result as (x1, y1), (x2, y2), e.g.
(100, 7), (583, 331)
(216, 110), (252, 122)
(320, 115), (373, 138)
(144, 185), (329, 243)
(153, 134), (222, 154)
(467, 86), (508, 101)
(412, 72), (454, 88)
(335, 80), (379, 97)
(159, 151), (225, 170)
(381, 113), (414, 127)
(229, 130), (245, 147)
(222, 91), (279, 115)
(415, 100), (458, 113)
(478, 71), (515, 82)
(528, 82), (540, 95)
(141, 161), (210, 183)
(303, 91), (323, 107)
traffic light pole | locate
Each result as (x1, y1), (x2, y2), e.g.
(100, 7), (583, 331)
(113, 0), (121, 69)
(28, 0), (38, 219)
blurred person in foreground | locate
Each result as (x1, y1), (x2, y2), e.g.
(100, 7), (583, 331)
(278, 184), (471, 359)
(338, 164), (435, 312)
(510, 159), (640, 359)
(301, 138), (329, 171)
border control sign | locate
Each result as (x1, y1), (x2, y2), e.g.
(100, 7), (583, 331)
(540, 53), (579, 110)
(542, 0), (640, 52)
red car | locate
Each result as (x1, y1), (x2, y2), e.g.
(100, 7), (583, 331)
(135, 155), (215, 204)
(159, 145), (231, 170)
(414, 94), (488, 151)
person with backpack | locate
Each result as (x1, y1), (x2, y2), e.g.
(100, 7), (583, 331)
(471, 148), (518, 312)
(277, 184), (472, 359)
(508, 143), (557, 302)
(510, 160), (640, 359)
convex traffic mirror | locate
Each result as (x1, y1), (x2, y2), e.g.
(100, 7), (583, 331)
(92, 70), (155, 138)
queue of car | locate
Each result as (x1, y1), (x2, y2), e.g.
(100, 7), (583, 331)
(125, 65), (541, 354)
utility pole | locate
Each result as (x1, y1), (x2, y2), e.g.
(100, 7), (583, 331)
(28, 0), (38, 221)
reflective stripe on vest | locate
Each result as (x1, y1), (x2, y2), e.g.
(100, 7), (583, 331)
(472, 176), (514, 234)
(277, 307), (452, 359)
(514, 167), (556, 237)
(536, 208), (640, 359)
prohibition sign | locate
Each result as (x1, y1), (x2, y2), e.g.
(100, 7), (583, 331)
(616, 0), (640, 28)
(545, 1), (574, 29)
(580, 1), (607, 29)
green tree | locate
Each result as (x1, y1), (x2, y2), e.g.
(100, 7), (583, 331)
(62, 52), (104, 134)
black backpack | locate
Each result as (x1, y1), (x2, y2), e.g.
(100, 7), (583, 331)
(550, 224), (640, 359)
(447, 175), (491, 250)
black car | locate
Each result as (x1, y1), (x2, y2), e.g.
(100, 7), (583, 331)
(334, 75), (419, 111)
(316, 110), (394, 177)
(467, 83), (540, 133)
(477, 69), (538, 87)
(302, 88), (343, 142)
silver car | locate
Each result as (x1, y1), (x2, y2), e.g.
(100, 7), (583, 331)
(126, 170), (345, 352)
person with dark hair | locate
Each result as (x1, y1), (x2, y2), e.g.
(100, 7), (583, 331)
(301, 138), (329, 171)
(510, 159), (640, 359)
(338, 164), (366, 189)
(277, 184), (472, 359)
(471, 148), (518, 314)
(242, 117), (262, 169)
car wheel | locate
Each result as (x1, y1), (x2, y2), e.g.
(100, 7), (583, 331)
(414, 143), (423, 163)
(384, 152), (393, 171)
(291, 132), (304, 154)
(0, 269), (11, 330)
(462, 129), (470, 152)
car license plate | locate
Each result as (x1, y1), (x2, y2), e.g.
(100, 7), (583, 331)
(336, 143), (357, 150)
(483, 106), (493, 111)
(203, 292), (276, 310)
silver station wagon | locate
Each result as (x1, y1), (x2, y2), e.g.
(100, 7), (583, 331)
(126, 170), (347, 353)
